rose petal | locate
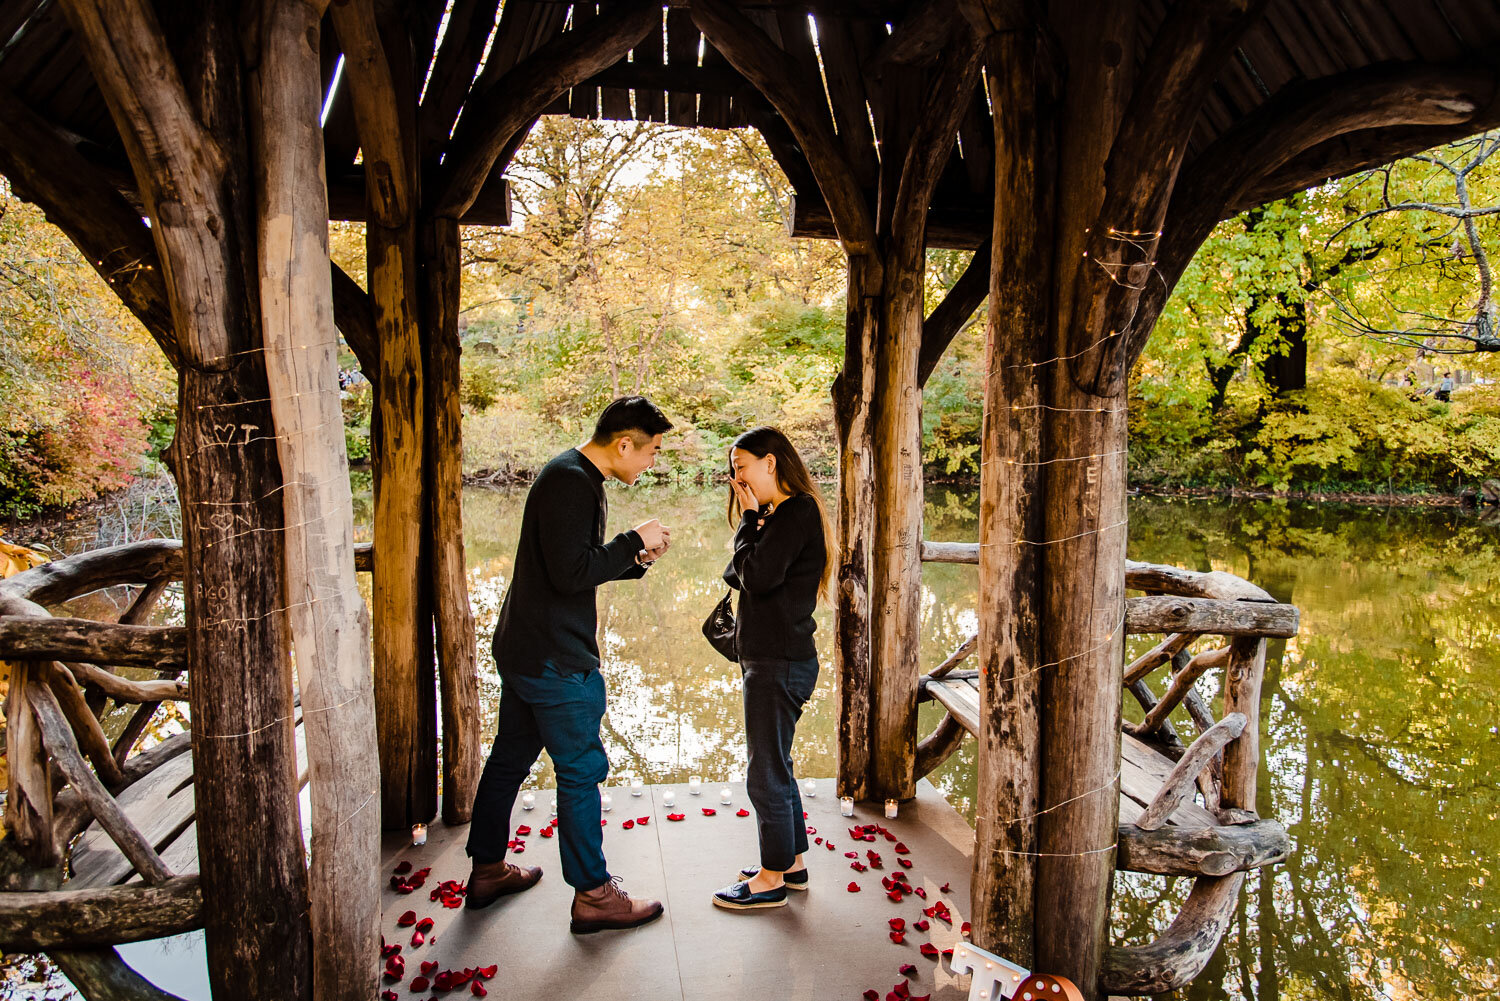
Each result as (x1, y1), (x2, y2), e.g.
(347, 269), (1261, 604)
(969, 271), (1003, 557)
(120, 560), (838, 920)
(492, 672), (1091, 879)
(826, 842), (837, 851)
(601, 819), (607, 826)
(472, 983), (487, 998)
(478, 965), (497, 979)
(940, 882), (952, 894)
(899, 963), (917, 977)
(410, 930), (424, 948)
(409, 976), (429, 992)
(396, 910), (417, 928)
(913, 886), (927, 899)
(864, 991), (880, 1001)
(667, 813), (686, 821)
(894, 842), (910, 854)
(622, 820), (635, 830)
(889, 931), (905, 944)
(886, 890), (903, 902)
(803, 812), (809, 818)
(384, 955), (405, 980)
(420, 961), (438, 976)
(637, 816), (650, 825)
(961, 921), (972, 936)
(847, 881), (862, 892)
(851, 862), (867, 872)
(940, 949), (954, 961)
(701, 808), (717, 816)
(909, 995), (931, 1001)
(912, 919), (930, 932)
(814, 837), (823, 845)
(919, 943), (940, 959)
(806, 826), (817, 835)
(845, 852), (859, 859)
(897, 858), (913, 869)
(434, 972), (454, 991)
(382, 992), (398, 1001)
(515, 825), (532, 836)
(736, 809), (750, 817)
(382, 944), (402, 958)
(539, 827), (555, 838)
(888, 918), (905, 931)
(894, 980), (911, 999)
(393, 861), (413, 875)
(415, 918), (434, 933)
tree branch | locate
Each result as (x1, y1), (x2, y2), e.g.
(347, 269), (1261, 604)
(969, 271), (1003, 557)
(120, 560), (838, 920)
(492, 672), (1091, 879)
(919, 238), (991, 387)
(436, 0), (660, 220)
(691, 0), (876, 259)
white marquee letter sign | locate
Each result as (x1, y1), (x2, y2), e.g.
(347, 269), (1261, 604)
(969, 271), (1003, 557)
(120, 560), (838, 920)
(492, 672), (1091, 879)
(949, 942), (1030, 1001)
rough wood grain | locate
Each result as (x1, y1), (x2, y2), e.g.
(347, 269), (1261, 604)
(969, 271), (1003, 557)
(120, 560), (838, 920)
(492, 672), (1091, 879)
(1116, 819), (1288, 877)
(0, 616), (185, 669)
(3, 660), (57, 868)
(1137, 713), (1245, 830)
(1220, 636), (1267, 812)
(0, 875), (202, 950)
(40, 662), (127, 788)
(1126, 596), (1298, 637)
(914, 711), (968, 780)
(1101, 873), (1247, 995)
(1127, 646), (1230, 735)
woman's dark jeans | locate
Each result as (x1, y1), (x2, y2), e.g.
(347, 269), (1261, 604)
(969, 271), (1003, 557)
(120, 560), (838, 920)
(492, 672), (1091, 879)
(740, 656), (819, 871)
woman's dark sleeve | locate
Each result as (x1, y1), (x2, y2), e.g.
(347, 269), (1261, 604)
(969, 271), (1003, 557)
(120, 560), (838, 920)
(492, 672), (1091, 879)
(728, 502), (806, 595)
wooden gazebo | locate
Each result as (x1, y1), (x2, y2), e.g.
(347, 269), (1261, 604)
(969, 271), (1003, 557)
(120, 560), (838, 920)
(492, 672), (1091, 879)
(0, 1), (1496, 999)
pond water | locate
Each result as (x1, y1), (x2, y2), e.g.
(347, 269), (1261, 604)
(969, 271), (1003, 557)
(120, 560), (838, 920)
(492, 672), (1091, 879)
(19, 481), (1500, 999)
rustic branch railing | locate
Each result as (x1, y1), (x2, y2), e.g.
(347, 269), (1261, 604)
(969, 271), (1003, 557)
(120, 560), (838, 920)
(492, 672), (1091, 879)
(915, 541), (1296, 995)
(0, 540), (374, 965)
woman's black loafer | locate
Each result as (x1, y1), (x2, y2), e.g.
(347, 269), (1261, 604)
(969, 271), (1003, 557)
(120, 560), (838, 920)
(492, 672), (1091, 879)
(712, 880), (789, 910)
(738, 866), (808, 890)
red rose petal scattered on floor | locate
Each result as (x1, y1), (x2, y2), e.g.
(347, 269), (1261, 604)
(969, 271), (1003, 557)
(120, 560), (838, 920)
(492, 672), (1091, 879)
(893, 979), (911, 998)
(381, 992), (398, 1001)
(941, 948), (954, 962)
(701, 808), (717, 816)
(515, 825), (531, 836)
(885, 832), (897, 843)
(622, 820), (635, 830)
(908, 994), (930, 1001)
(803, 812), (809, 819)
(912, 919), (929, 932)
(410, 931), (424, 948)
(409, 976), (429, 992)
(477, 965), (497, 979)
(897, 858), (913, 869)
(415, 917), (434, 933)
(913, 886), (927, 899)
(961, 921), (971, 936)
(382, 944), (402, 958)
(847, 881), (862, 892)
(939, 882), (951, 894)
(850, 862), (867, 872)
(825, 842), (836, 851)
(420, 961), (438, 976)
(806, 826), (817, 835)
(383, 956), (405, 980)
(471, 983), (487, 998)
(434, 971), (454, 991)
(845, 851), (859, 859)
(864, 991), (880, 1001)
(393, 861), (413, 875)
(889, 931), (905, 944)
(814, 837), (823, 845)
(637, 816), (650, 825)
(899, 963), (917, 977)
(886, 890), (903, 902)
(888, 918), (905, 931)
(894, 842), (910, 854)
(919, 943), (940, 959)
(601, 819), (607, 826)
(539, 827), (555, 838)
(736, 809), (750, 817)
(396, 910), (417, 927)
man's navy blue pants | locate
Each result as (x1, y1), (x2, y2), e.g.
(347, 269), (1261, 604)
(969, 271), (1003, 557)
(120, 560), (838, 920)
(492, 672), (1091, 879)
(466, 665), (610, 891)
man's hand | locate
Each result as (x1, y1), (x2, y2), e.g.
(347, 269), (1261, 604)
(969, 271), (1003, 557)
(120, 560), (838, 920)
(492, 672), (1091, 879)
(633, 518), (666, 551)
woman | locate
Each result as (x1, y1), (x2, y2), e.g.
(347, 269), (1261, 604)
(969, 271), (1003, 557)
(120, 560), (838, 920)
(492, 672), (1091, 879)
(711, 426), (833, 911)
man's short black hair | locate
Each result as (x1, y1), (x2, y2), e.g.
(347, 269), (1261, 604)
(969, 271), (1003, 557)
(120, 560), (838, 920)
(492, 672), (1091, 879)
(591, 396), (673, 446)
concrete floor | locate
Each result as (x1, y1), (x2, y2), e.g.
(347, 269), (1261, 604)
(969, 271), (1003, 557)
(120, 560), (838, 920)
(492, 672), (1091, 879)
(380, 779), (981, 1000)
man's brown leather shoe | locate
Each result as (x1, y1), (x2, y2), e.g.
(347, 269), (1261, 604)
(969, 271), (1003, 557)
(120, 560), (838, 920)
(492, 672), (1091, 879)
(465, 860), (542, 910)
(569, 876), (664, 934)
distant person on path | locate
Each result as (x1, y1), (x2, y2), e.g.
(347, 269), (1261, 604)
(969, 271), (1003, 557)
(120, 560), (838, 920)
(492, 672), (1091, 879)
(465, 396), (673, 934)
(711, 426), (833, 911)
(1437, 371), (1455, 402)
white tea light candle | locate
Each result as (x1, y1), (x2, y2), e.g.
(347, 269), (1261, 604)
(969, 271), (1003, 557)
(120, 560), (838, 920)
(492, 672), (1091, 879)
(520, 792), (535, 811)
(720, 787), (732, 805)
(885, 799), (898, 819)
(840, 797), (854, 817)
(802, 778), (817, 797)
(630, 777), (644, 797)
(688, 775), (702, 795)
(601, 791), (613, 812)
(411, 823), (427, 846)
(662, 789), (676, 807)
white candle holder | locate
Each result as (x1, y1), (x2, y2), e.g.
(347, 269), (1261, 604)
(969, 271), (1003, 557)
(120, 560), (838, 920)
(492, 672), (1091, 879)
(662, 789), (676, 807)
(549, 797), (558, 818)
(885, 799), (898, 819)
(802, 778), (817, 798)
(601, 791), (613, 812)
(719, 787), (733, 805)
(411, 823), (427, 846)
(630, 777), (644, 797)
(840, 796), (854, 817)
(520, 792), (536, 811)
(688, 775), (702, 796)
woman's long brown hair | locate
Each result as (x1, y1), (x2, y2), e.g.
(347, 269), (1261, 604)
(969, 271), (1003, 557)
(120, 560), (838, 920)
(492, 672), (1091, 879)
(726, 426), (835, 603)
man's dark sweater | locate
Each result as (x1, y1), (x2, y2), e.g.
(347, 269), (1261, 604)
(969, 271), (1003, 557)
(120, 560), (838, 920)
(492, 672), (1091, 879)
(722, 492), (826, 661)
(492, 448), (646, 676)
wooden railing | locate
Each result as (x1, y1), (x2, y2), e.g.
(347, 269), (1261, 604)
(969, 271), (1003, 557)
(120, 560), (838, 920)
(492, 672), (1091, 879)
(915, 542), (1298, 996)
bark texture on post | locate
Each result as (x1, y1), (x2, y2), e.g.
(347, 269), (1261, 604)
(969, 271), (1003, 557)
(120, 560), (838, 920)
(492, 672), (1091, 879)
(252, 3), (380, 997)
(56, 0), (312, 994)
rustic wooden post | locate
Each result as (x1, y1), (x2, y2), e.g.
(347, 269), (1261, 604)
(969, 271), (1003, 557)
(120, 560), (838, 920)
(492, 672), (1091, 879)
(2, 660), (58, 873)
(251, 1), (381, 996)
(56, 0), (312, 994)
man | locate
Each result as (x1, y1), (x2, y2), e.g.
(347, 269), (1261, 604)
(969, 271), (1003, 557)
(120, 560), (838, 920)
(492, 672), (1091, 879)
(465, 396), (673, 933)
(1437, 371), (1455, 402)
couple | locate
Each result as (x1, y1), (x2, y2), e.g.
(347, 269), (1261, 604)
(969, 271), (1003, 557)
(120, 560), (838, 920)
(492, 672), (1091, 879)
(462, 396), (833, 932)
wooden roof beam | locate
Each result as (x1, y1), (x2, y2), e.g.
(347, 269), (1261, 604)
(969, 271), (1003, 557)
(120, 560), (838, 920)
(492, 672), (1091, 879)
(418, 0), (505, 169)
(328, 0), (411, 227)
(691, 0), (877, 259)
(435, 0), (660, 220)
(789, 195), (987, 249)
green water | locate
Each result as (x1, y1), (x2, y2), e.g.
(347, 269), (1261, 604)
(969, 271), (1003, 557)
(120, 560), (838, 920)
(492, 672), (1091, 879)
(446, 483), (1499, 1000)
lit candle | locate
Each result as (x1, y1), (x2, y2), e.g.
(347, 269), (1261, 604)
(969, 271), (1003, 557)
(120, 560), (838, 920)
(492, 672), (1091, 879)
(520, 792), (536, 811)
(720, 787), (732, 805)
(688, 775), (702, 796)
(630, 777), (644, 797)
(885, 799), (898, 819)
(802, 778), (817, 798)
(601, 791), (613, 812)
(411, 823), (427, 846)
(549, 797), (558, 818)
(662, 789), (676, 807)
(840, 797), (854, 817)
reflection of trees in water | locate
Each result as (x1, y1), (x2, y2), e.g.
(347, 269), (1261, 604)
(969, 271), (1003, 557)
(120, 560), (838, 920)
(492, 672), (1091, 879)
(1114, 499), (1500, 1000)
